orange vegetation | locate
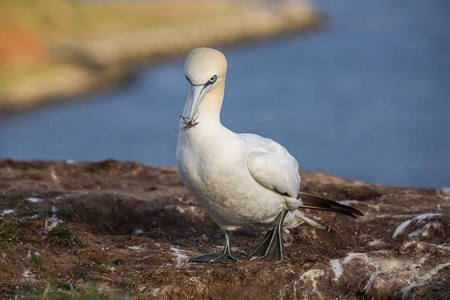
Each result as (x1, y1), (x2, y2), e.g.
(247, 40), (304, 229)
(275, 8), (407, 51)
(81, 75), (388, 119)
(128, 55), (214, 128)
(0, 16), (44, 67)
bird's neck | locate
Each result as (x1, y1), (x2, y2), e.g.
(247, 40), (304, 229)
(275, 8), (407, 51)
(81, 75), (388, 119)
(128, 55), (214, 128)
(196, 82), (225, 125)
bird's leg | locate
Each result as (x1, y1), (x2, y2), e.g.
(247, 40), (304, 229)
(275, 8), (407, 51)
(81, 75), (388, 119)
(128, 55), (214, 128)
(188, 230), (240, 263)
(248, 210), (287, 261)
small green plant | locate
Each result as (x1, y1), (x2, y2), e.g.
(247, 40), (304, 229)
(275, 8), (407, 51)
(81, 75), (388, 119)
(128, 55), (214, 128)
(24, 244), (38, 252)
(56, 207), (75, 220)
(115, 279), (136, 290)
(35, 207), (75, 220)
(48, 227), (84, 248)
(91, 260), (122, 274)
(0, 221), (26, 243)
(30, 254), (43, 264)
(91, 264), (110, 274)
(34, 208), (54, 217)
(19, 282), (131, 299)
(53, 278), (79, 292)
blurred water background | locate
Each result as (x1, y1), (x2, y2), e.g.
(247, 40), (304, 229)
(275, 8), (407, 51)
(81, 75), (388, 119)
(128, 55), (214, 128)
(0, 0), (449, 188)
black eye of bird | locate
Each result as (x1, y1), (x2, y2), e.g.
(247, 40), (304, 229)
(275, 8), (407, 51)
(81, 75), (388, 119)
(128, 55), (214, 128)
(209, 75), (217, 83)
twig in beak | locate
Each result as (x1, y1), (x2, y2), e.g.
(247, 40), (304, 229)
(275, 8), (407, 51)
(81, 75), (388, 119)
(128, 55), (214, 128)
(179, 115), (199, 131)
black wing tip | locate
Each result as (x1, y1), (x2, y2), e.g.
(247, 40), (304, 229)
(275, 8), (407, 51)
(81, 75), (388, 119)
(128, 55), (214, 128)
(348, 211), (363, 218)
(298, 191), (364, 218)
(299, 206), (363, 218)
(335, 209), (363, 218)
(353, 210), (364, 217)
(328, 204), (364, 218)
(340, 205), (364, 217)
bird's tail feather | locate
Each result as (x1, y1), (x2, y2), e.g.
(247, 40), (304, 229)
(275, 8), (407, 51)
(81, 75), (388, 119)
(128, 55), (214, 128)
(297, 191), (364, 218)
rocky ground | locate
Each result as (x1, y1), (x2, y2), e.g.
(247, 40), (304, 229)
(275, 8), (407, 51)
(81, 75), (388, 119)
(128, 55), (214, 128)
(0, 159), (448, 299)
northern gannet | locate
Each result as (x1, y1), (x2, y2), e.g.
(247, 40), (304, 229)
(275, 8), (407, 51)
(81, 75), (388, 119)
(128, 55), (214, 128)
(176, 48), (363, 262)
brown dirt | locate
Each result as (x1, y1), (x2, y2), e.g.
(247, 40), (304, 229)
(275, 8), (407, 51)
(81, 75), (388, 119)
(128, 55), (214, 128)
(0, 159), (448, 299)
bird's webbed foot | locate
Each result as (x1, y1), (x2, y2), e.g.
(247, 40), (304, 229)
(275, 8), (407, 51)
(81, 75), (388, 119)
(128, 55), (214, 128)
(188, 230), (240, 263)
(248, 210), (287, 261)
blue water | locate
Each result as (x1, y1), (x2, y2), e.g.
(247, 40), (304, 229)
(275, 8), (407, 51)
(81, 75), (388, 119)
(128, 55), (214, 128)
(1, 0), (449, 188)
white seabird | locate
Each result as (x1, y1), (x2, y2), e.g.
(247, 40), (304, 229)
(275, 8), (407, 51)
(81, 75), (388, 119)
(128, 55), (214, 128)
(176, 48), (363, 262)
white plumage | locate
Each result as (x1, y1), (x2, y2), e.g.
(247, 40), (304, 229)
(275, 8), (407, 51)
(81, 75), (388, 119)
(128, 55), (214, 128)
(176, 48), (362, 262)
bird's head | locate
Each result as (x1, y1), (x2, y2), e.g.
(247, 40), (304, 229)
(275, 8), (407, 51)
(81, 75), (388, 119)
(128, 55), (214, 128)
(182, 48), (227, 129)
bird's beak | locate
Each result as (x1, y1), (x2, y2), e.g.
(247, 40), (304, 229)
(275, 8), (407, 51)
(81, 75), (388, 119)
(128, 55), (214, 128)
(187, 84), (210, 120)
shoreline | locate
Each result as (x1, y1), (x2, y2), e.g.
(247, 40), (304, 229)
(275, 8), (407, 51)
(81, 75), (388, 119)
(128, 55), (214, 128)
(0, 1), (320, 114)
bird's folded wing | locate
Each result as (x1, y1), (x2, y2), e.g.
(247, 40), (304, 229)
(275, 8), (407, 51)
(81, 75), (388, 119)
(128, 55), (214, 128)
(247, 143), (300, 198)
